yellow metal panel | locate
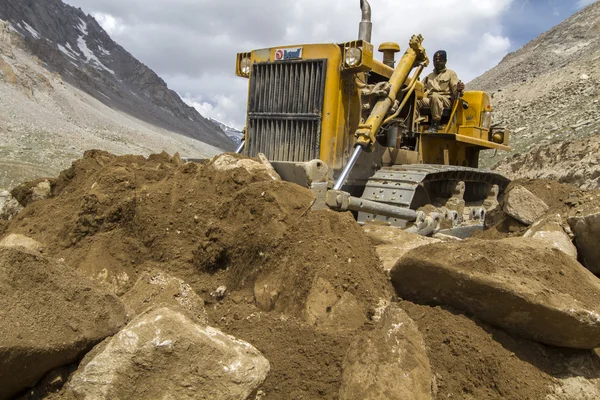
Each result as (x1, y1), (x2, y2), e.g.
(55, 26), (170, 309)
(247, 44), (344, 168)
(458, 126), (489, 141)
(457, 91), (490, 127)
(369, 58), (393, 78)
(454, 134), (510, 151)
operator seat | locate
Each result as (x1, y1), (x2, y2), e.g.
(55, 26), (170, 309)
(418, 106), (453, 125)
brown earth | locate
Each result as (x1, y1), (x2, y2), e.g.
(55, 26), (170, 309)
(4, 150), (600, 399)
(2, 150), (392, 399)
(401, 301), (600, 400)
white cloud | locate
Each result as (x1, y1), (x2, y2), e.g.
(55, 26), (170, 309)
(183, 95), (241, 129)
(92, 12), (126, 36)
(467, 33), (512, 79)
(67, 0), (515, 130)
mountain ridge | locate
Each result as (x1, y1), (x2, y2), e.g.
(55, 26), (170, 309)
(468, 0), (600, 180)
(0, 0), (234, 150)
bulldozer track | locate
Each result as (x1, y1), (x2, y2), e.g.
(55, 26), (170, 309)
(357, 164), (510, 225)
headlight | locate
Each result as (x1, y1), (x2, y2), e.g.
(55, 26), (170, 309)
(240, 57), (251, 76)
(345, 48), (362, 67)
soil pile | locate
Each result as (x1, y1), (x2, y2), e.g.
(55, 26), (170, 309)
(401, 301), (600, 400)
(3, 150), (600, 399)
(0, 246), (126, 399)
(2, 150), (393, 399)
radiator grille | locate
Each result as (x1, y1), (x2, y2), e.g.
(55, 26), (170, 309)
(247, 59), (327, 162)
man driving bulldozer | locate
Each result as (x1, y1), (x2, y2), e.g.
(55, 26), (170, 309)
(418, 50), (465, 133)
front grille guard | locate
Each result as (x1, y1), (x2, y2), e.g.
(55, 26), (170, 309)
(246, 59), (327, 162)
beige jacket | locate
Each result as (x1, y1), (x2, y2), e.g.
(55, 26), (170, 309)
(423, 68), (460, 99)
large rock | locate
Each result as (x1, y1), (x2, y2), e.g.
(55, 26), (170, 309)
(362, 225), (440, 272)
(0, 247), (127, 400)
(523, 214), (578, 258)
(10, 178), (54, 207)
(121, 270), (208, 324)
(302, 277), (367, 331)
(503, 185), (549, 225)
(0, 233), (45, 253)
(210, 153), (280, 181)
(568, 212), (600, 274)
(0, 192), (22, 221)
(64, 307), (270, 400)
(339, 304), (432, 400)
(390, 238), (600, 348)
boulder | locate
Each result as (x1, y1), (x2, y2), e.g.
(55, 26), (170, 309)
(362, 225), (440, 272)
(568, 212), (600, 274)
(10, 178), (54, 207)
(0, 247), (127, 400)
(64, 307), (270, 400)
(390, 238), (600, 348)
(0, 193), (22, 221)
(303, 277), (367, 331)
(524, 214), (578, 258)
(0, 233), (45, 253)
(210, 153), (280, 181)
(339, 304), (432, 400)
(503, 185), (549, 225)
(121, 270), (207, 324)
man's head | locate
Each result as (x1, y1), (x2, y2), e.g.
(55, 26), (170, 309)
(433, 50), (447, 72)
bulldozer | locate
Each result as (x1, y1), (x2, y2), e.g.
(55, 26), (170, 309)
(231, 0), (510, 237)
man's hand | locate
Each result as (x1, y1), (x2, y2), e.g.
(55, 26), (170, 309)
(456, 81), (465, 93)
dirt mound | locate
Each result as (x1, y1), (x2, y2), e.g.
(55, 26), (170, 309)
(5, 150), (600, 398)
(512, 179), (600, 217)
(0, 246), (126, 399)
(2, 151), (393, 398)
(401, 300), (600, 400)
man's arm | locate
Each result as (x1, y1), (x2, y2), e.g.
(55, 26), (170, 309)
(449, 71), (464, 99)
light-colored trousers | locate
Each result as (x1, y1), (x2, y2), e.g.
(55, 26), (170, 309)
(418, 92), (453, 121)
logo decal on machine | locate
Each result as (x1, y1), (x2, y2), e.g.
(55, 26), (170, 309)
(274, 47), (303, 61)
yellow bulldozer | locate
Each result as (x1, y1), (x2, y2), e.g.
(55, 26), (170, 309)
(232, 0), (510, 236)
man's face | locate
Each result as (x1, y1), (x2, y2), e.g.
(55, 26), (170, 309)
(433, 55), (446, 71)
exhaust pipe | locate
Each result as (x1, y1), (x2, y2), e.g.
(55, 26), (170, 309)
(358, 0), (372, 42)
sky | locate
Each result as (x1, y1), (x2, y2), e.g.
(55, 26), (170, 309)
(64, 0), (597, 130)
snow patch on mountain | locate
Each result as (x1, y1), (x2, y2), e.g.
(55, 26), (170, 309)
(76, 34), (114, 74)
(21, 21), (39, 39)
(210, 118), (243, 143)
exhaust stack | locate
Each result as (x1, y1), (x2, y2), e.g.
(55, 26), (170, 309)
(358, 0), (372, 42)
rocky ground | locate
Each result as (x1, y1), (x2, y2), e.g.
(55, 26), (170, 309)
(468, 0), (600, 185)
(495, 134), (600, 190)
(1, 151), (600, 399)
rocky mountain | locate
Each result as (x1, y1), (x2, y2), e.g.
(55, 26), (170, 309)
(0, 0), (236, 192)
(0, 0), (233, 150)
(468, 0), (600, 188)
(210, 118), (243, 144)
(495, 134), (600, 190)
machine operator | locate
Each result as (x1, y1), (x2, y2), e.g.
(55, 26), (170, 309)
(418, 50), (465, 133)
